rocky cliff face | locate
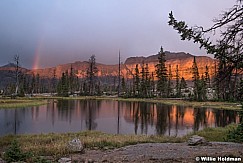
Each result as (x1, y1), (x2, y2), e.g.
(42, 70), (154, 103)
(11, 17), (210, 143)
(27, 52), (215, 81)
(123, 52), (215, 80)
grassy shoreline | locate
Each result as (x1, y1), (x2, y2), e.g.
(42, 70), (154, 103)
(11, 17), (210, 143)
(36, 96), (242, 111)
(0, 96), (241, 110)
(0, 98), (48, 109)
(0, 124), (237, 158)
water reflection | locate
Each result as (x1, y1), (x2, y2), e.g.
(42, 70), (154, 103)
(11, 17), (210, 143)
(0, 100), (239, 136)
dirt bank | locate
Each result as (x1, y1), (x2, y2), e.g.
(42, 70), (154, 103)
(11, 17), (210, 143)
(69, 142), (243, 163)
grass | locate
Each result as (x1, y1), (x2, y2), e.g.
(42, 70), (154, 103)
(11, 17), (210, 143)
(186, 123), (237, 142)
(0, 96), (241, 110)
(0, 124), (237, 158)
(0, 131), (185, 158)
(0, 98), (48, 108)
(36, 96), (242, 110)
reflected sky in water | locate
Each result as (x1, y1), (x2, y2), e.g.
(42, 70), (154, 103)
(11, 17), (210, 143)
(0, 99), (239, 136)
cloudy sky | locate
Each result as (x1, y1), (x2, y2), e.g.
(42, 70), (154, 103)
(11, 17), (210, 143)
(0, 0), (234, 69)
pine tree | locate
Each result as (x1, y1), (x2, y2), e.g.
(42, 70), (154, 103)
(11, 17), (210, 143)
(167, 65), (173, 97)
(36, 74), (40, 94)
(86, 55), (98, 95)
(31, 74), (36, 94)
(69, 64), (75, 95)
(175, 65), (180, 97)
(62, 71), (69, 96)
(155, 46), (168, 97)
(151, 72), (155, 96)
(192, 56), (200, 100)
(199, 74), (207, 101)
(51, 69), (57, 93)
(145, 64), (151, 97)
(180, 77), (187, 89)
(57, 71), (69, 97)
(204, 65), (211, 88)
(121, 76), (126, 93)
(140, 62), (145, 97)
(134, 64), (140, 96)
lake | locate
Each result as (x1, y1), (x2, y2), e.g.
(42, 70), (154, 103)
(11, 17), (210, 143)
(0, 99), (239, 136)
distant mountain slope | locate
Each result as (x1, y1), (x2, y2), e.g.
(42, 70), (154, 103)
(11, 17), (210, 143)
(1, 63), (17, 68)
(0, 51), (216, 89)
(29, 52), (215, 80)
(0, 63), (30, 89)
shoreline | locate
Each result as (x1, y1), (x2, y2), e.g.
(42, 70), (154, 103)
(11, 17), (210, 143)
(38, 96), (242, 111)
(0, 96), (241, 110)
(0, 124), (239, 161)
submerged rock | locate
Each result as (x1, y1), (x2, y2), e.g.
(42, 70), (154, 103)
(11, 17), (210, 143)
(188, 135), (209, 146)
(67, 138), (84, 152)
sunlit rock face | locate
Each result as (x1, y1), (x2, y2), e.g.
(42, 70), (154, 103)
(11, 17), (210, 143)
(124, 55), (215, 80)
(29, 52), (216, 80)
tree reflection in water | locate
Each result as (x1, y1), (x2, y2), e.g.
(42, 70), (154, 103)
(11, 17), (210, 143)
(124, 102), (239, 136)
(0, 100), (240, 136)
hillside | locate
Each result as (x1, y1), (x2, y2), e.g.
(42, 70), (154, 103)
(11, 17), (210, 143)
(0, 52), (216, 89)
(28, 52), (215, 80)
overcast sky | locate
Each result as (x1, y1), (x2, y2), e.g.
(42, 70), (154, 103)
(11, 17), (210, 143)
(0, 0), (234, 69)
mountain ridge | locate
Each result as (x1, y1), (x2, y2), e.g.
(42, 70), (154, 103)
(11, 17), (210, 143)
(0, 52), (216, 81)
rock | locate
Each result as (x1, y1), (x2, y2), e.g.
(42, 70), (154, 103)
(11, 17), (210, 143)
(86, 158), (94, 163)
(187, 135), (208, 146)
(58, 157), (71, 163)
(67, 138), (84, 152)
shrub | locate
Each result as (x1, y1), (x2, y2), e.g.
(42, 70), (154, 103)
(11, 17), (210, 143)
(227, 103), (243, 143)
(3, 139), (32, 163)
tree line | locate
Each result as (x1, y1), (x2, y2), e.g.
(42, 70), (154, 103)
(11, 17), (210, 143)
(3, 47), (212, 101)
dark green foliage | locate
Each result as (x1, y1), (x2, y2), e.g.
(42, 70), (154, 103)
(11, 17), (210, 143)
(168, 11), (216, 53)
(199, 75), (207, 101)
(57, 65), (80, 96)
(180, 77), (187, 89)
(190, 57), (207, 101)
(237, 79), (243, 101)
(145, 64), (151, 97)
(140, 62), (146, 97)
(155, 46), (168, 97)
(86, 55), (98, 95)
(175, 65), (180, 97)
(150, 72), (155, 95)
(57, 71), (69, 97)
(227, 104), (243, 143)
(121, 76), (126, 93)
(69, 64), (75, 95)
(31, 157), (52, 163)
(134, 64), (140, 96)
(204, 65), (211, 88)
(192, 57), (200, 100)
(4, 139), (32, 163)
(139, 62), (151, 98)
(167, 65), (173, 97)
(227, 123), (243, 143)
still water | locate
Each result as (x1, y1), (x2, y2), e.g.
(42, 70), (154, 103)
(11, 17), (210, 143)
(0, 99), (239, 136)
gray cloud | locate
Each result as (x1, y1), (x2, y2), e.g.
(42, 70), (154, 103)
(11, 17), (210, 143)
(0, 0), (234, 68)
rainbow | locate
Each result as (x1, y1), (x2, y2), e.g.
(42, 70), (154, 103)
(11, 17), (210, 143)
(32, 1), (62, 70)
(32, 26), (46, 70)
